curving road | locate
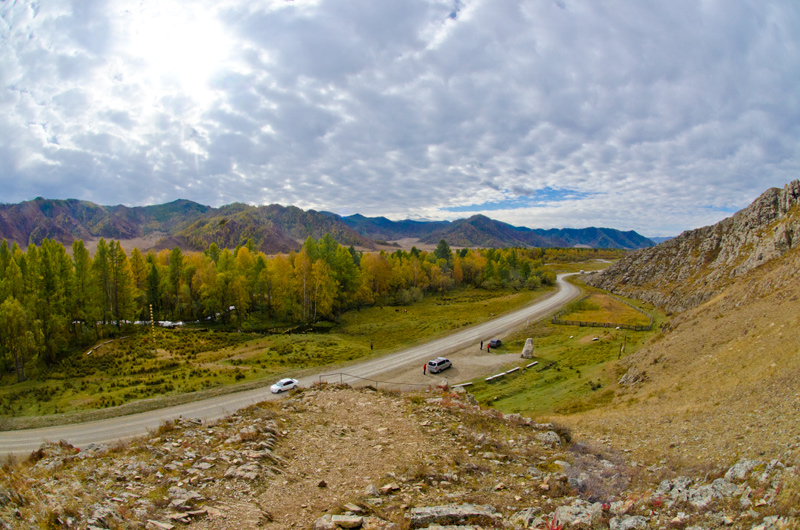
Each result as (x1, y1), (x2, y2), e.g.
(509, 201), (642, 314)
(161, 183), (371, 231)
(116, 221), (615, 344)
(0, 274), (579, 456)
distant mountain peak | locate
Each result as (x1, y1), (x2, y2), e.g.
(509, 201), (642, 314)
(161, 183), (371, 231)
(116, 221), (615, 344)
(0, 198), (655, 252)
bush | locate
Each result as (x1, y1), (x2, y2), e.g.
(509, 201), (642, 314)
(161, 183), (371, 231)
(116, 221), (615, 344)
(526, 276), (542, 290)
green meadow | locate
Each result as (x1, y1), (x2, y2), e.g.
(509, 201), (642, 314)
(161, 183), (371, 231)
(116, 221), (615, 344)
(467, 284), (662, 417)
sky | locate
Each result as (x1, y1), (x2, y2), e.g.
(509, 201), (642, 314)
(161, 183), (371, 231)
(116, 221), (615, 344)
(1, 1), (799, 237)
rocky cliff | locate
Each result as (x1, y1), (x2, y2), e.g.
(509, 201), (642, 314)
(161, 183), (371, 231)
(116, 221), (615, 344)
(586, 180), (800, 313)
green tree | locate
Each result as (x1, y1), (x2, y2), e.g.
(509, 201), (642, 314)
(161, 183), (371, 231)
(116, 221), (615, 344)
(0, 297), (42, 382)
(70, 240), (99, 340)
(168, 247), (184, 318)
(146, 254), (162, 319)
(35, 239), (71, 365)
(93, 239), (112, 324)
(109, 241), (136, 329)
(206, 242), (221, 264)
(129, 248), (148, 317)
(434, 239), (453, 267)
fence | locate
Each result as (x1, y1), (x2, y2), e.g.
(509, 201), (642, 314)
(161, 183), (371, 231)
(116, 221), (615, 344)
(551, 295), (653, 331)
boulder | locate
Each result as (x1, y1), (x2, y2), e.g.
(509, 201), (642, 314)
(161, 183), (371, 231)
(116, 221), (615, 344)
(687, 478), (736, 508)
(521, 338), (535, 358)
(536, 431), (562, 447)
(724, 459), (761, 482)
(313, 514), (337, 530)
(554, 499), (602, 528)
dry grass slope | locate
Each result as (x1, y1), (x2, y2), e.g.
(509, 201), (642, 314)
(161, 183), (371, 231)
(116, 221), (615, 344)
(560, 245), (800, 473)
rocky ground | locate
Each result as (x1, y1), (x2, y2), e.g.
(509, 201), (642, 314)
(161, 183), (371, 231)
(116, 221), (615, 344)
(1, 385), (797, 530)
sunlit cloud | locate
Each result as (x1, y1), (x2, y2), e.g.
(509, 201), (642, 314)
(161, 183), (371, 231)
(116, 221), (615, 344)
(1, 0), (799, 237)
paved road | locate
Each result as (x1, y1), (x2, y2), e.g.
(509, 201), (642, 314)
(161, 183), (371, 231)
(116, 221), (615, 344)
(0, 274), (579, 456)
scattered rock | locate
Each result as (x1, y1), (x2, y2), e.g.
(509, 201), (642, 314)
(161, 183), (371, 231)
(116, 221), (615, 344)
(536, 431), (562, 447)
(406, 504), (501, 529)
(724, 459), (761, 482)
(609, 515), (649, 530)
(380, 483), (400, 495)
(365, 484), (380, 496)
(331, 514), (364, 528)
(554, 499), (602, 528)
(509, 507), (542, 528)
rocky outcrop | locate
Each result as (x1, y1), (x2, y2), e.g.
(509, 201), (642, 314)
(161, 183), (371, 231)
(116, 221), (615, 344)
(587, 180), (800, 313)
(2, 387), (797, 529)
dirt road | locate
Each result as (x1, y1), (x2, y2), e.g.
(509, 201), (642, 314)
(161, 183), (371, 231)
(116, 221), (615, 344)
(0, 274), (579, 456)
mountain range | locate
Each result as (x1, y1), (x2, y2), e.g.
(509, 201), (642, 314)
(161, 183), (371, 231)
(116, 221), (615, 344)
(0, 198), (655, 252)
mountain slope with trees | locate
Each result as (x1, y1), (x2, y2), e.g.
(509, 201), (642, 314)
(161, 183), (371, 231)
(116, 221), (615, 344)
(344, 213), (654, 250)
(0, 198), (654, 252)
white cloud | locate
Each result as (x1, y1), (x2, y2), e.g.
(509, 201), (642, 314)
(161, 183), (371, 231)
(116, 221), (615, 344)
(0, 0), (798, 236)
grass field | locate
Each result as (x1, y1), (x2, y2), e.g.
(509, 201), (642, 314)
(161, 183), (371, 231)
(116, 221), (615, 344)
(0, 285), (552, 421)
(558, 293), (652, 327)
(466, 286), (663, 417)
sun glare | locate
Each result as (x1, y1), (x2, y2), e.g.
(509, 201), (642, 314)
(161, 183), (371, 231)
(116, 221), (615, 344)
(122, 2), (233, 101)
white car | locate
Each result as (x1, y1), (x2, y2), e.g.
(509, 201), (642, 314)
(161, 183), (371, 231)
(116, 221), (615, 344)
(427, 357), (452, 374)
(270, 378), (299, 393)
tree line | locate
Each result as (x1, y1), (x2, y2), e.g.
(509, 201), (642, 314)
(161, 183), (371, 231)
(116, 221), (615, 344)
(0, 234), (615, 383)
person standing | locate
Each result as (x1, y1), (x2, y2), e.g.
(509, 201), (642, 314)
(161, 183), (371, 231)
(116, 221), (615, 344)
(480, 340), (483, 350)
(423, 362), (427, 375)
(370, 340), (373, 350)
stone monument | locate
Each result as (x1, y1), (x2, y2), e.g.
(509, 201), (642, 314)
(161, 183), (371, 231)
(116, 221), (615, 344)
(521, 338), (534, 358)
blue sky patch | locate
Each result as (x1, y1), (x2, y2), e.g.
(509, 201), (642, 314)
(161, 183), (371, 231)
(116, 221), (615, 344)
(703, 205), (739, 214)
(445, 187), (594, 212)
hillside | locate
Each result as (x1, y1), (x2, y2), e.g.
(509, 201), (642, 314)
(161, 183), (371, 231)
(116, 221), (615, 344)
(339, 213), (449, 240)
(415, 215), (654, 250)
(562, 243), (800, 476)
(0, 199), (654, 252)
(419, 215), (557, 248)
(174, 204), (376, 253)
(530, 227), (654, 250)
(0, 199), (374, 254)
(2, 385), (797, 529)
(586, 180), (800, 313)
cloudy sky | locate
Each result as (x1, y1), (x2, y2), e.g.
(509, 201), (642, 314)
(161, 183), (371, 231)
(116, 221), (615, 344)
(2, 0), (799, 236)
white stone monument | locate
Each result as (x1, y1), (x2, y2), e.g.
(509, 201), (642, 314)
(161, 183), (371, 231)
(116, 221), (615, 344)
(521, 338), (534, 358)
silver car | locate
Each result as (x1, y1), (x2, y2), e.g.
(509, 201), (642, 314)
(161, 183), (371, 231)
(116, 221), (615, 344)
(427, 357), (452, 374)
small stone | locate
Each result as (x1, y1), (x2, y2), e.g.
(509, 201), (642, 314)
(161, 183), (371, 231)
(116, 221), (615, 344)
(312, 514), (336, 530)
(365, 484), (380, 496)
(318, 480), (328, 488)
(379, 483), (400, 495)
(331, 514), (363, 529)
(147, 521), (175, 530)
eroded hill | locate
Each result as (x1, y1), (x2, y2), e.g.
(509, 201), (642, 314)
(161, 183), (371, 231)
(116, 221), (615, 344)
(586, 180), (800, 313)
